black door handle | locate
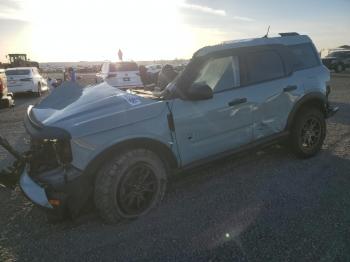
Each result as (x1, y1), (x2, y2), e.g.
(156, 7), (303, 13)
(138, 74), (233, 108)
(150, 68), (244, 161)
(283, 85), (297, 92)
(228, 97), (247, 106)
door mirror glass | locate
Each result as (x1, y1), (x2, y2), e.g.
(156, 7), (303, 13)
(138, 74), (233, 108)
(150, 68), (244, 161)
(186, 83), (213, 100)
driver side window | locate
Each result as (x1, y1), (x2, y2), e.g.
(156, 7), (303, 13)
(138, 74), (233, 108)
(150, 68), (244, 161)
(192, 56), (240, 92)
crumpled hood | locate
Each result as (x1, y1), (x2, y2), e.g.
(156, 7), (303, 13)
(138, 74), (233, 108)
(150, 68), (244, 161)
(31, 82), (166, 137)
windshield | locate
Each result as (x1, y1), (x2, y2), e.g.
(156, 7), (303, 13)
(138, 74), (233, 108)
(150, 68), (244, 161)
(5, 69), (30, 75)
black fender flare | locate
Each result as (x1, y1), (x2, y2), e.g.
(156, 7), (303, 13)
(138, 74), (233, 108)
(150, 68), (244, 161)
(84, 137), (179, 179)
(285, 92), (327, 131)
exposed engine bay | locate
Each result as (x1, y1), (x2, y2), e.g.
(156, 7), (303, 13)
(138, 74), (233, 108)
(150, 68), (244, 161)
(0, 136), (72, 187)
(28, 138), (72, 175)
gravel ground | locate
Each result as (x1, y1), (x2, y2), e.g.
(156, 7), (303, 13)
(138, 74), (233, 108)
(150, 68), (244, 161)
(0, 75), (349, 261)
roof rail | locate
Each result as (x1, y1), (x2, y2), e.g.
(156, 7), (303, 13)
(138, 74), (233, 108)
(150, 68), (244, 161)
(279, 32), (299, 37)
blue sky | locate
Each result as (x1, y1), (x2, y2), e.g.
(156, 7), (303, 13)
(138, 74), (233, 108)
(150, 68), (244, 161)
(0, 0), (349, 62)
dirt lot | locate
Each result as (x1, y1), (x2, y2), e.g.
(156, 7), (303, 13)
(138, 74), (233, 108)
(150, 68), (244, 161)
(0, 75), (349, 261)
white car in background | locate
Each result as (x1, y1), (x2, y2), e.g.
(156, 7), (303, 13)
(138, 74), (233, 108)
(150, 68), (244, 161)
(146, 64), (162, 74)
(97, 61), (143, 89)
(6, 67), (48, 96)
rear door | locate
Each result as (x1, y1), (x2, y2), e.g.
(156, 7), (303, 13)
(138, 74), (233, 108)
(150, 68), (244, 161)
(116, 70), (142, 87)
(239, 47), (303, 140)
(108, 62), (142, 88)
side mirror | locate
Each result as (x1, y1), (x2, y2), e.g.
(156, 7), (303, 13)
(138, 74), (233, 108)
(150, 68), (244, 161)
(186, 83), (213, 100)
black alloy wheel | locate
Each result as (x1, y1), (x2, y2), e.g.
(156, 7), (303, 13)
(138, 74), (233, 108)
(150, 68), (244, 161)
(117, 163), (158, 216)
(300, 116), (322, 151)
(290, 107), (326, 158)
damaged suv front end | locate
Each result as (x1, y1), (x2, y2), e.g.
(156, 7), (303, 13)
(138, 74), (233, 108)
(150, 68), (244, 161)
(21, 105), (83, 213)
(13, 81), (171, 219)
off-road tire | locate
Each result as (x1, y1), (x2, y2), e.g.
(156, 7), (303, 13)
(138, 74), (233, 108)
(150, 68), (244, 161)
(94, 149), (168, 224)
(290, 107), (326, 158)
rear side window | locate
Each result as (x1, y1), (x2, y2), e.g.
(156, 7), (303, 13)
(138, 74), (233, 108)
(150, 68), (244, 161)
(6, 69), (30, 76)
(243, 50), (285, 85)
(289, 43), (319, 70)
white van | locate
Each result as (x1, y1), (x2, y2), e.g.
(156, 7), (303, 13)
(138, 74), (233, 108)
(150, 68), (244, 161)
(97, 61), (143, 89)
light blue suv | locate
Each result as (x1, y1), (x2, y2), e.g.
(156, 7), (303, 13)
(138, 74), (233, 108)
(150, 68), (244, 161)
(21, 33), (338, 223)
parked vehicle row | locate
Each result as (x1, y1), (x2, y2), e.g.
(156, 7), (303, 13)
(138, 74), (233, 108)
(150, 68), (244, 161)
(96, 62), (187, 90)
(17, 32), (338, 224)
(322, 50), (350, 72)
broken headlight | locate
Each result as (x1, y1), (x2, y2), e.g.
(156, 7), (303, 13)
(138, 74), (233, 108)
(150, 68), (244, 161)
(29, 138), (72, 174)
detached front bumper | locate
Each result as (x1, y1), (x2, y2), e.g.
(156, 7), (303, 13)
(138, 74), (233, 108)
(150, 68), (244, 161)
(19, 167), (53, 209)
(19, 164), (83, 211)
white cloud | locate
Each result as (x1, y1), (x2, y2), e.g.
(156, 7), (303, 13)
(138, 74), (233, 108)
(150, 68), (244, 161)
(180, 2), (254, 21)
(233, 16), (254, 22)
(181, 3), (226, 16)
(0, 0), (29, 21)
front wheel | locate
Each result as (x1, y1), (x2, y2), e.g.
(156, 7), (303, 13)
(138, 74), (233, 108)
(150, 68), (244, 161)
(289, 107), (326, 158)
(94, 149), (168, 224)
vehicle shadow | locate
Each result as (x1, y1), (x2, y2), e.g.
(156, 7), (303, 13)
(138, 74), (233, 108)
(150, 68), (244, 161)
(2, 142), (350, 261)
(165, 147), (350, 261)
(11, 91), (50, 108)
(64, 145), (350, 261)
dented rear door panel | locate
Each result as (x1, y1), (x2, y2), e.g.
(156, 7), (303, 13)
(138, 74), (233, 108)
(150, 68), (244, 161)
(249, 76), (304, 140)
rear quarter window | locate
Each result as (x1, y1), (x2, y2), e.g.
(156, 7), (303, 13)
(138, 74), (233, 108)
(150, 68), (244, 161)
(289, 43), (320, 71)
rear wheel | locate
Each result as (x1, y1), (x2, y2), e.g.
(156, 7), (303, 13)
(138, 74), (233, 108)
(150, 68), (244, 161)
(290, 107), (326, 158)
(94, 149), (168, 224)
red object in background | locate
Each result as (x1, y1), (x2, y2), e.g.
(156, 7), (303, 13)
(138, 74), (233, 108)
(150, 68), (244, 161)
(118, 49), (123, 61)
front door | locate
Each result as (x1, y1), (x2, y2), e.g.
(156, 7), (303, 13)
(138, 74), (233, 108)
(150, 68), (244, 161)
(171, 55), (253, 166)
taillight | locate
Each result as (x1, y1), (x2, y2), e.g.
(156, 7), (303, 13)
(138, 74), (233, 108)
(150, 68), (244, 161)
(20, 78), (33, 81)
